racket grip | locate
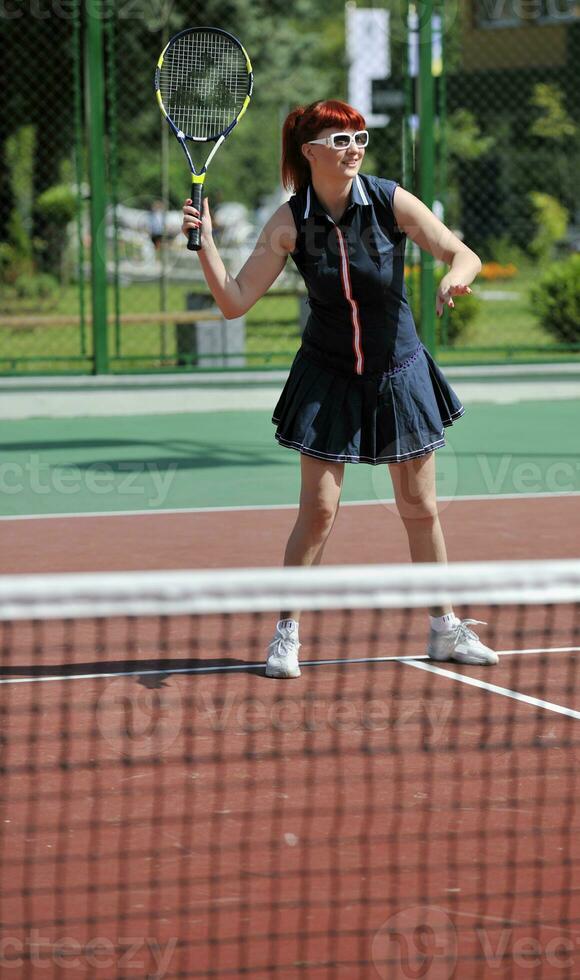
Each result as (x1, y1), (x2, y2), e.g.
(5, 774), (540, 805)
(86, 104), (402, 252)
(187, 183), (203, 251)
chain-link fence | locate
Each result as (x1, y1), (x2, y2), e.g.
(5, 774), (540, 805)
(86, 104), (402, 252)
(1, 1), (579, 375)
(437, 0), (580, 360)
(0, 1), (90, 372)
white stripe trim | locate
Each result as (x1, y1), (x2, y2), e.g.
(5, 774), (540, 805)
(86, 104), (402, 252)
(355, 174), (369, 205)
(303, 185), (311, 219)
(334, 227), (364, 374)
(275, 431), (447, 463)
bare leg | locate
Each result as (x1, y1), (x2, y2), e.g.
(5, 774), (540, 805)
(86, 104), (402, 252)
(280, 454), (344, 621)
(388, 452), (452, 616)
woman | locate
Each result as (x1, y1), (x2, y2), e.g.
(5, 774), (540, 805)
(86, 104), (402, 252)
(182, 99), (498, 678)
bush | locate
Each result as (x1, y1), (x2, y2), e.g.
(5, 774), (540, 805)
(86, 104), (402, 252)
(528, 192), (569, 264)
(13, 272), (59, 302)
(0, 242), (34, 285)
(36, 184), (78, 224)
(408, 266), (480, 346)
(481, 234), (527, 269)
(529, 254), (580, 345)
(35, 184), (80, 278)
(0, 272), (60, 313)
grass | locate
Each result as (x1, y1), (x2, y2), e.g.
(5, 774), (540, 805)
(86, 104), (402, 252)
(438, 263), (580, 364)
(0, 265), (578, 374)
(449, 264), (552, 350)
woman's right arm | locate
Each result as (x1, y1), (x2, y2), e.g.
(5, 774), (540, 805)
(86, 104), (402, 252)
(182, 200), (296, 319)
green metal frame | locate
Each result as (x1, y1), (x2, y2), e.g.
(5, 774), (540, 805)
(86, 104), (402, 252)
(71, 0), (88, 358)
(85, 0), (108, 373)
(418, 0), (436, 356)
(1, 5), (579, 377)
(104, 0), (122, 363)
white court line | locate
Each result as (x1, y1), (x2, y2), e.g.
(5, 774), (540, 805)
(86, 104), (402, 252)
(441, 908), (580, 939)
(407, 660), (580, 720)
(498, 646), (580, 655)
(0, 645), (578, 688)
(0, 489), (579, 522)
(0, 362), (578, 387)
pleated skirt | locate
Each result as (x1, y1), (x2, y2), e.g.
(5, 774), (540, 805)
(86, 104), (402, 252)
(272, 343), (464, 465)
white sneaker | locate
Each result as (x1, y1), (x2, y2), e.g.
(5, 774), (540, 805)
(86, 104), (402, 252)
(266, 623), (301, 678)
(427, 619), (499, 666)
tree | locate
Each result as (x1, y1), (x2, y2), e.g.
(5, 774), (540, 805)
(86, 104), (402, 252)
(529, 83), (575, 142)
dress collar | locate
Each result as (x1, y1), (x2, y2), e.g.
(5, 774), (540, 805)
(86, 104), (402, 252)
(303, 174), (370, 220)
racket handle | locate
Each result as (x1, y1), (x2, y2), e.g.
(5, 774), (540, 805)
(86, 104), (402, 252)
(187, 183), (203, 252)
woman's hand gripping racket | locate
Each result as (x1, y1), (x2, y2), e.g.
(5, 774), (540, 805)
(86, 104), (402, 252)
(155, 26), (253, 251)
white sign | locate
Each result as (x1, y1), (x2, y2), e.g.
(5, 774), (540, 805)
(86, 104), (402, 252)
(408, 10), (443, 77)
(346, 4), (391, 128)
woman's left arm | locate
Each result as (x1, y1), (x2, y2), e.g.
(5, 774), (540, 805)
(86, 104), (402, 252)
(392, 186), (482, 317)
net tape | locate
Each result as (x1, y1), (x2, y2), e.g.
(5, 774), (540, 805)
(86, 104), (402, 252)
(1, 559), (580, 620)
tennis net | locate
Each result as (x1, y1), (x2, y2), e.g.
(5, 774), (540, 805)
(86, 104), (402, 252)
(0, 559), (579, 978)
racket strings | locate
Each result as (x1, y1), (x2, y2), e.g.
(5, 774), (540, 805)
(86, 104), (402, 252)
(160, 33), (249, 139)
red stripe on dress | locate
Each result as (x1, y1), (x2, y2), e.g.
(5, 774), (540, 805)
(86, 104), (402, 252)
(334, 227), (363, 375)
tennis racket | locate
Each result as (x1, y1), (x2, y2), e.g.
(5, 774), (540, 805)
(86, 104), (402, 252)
(154, 27), (253, 251)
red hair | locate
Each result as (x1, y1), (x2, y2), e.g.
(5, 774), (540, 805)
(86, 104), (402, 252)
(281, 100), (366, 193)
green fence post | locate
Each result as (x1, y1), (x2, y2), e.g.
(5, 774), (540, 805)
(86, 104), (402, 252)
(435, 0), (448, 348)
(418, 0), (436, 357)
(85, 0), (108, 373)
(71, 0), (88, 360)
(402, 0), (412, 191)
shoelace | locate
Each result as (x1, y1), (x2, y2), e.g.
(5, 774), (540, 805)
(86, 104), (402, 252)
(455, 619), (487, 642)
(270, 633), (299, 655)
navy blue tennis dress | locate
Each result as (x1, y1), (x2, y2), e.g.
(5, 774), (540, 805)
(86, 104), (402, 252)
(272, 173), (464, 464)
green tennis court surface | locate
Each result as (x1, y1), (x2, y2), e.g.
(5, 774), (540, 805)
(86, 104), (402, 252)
(0, 399), (578, 518)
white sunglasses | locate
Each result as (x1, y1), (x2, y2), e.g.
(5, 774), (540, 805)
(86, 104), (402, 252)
(307, 130), (369, 150)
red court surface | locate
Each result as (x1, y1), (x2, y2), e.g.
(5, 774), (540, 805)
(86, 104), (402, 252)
(1, 495), (579, 574)
(0, 598), (579, 978)
(1, 492), (579, 977)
